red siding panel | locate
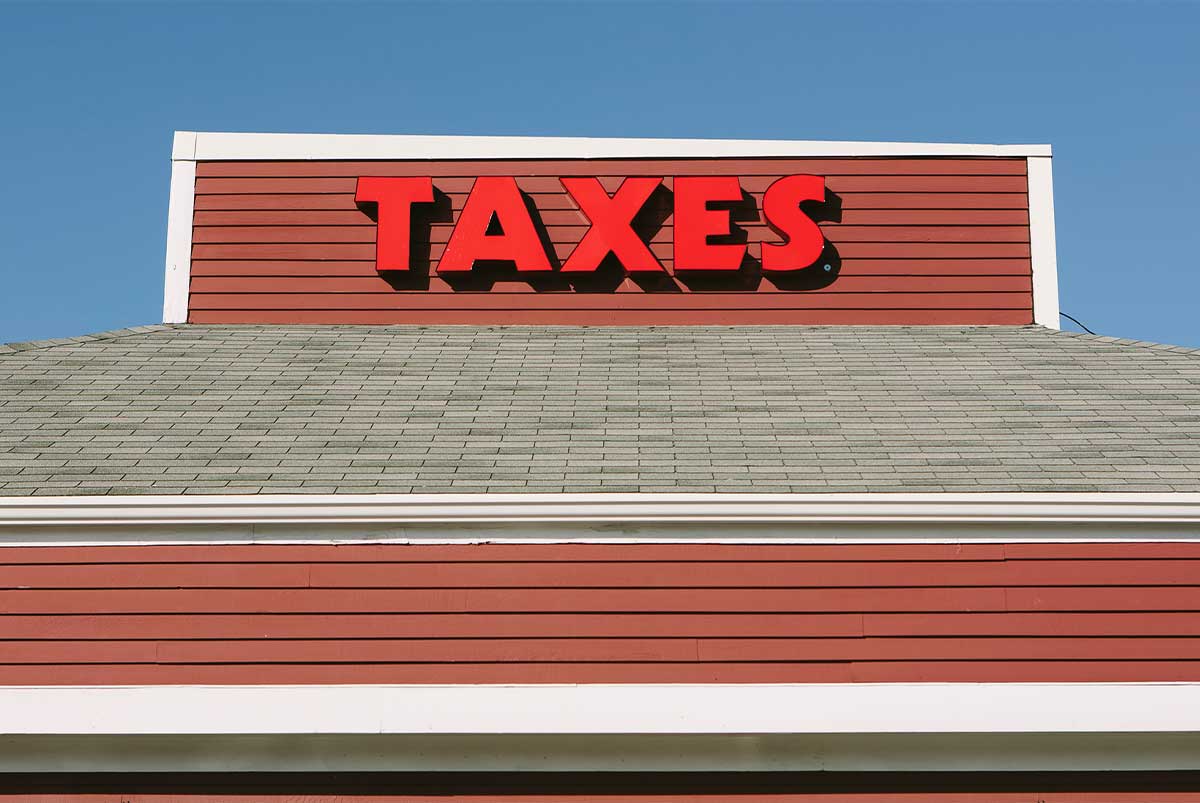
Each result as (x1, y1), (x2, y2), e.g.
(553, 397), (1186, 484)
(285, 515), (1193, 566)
(7, 794), (1200, 803)
(186, 157), (1034, 325)
(1, 542), (1198, 685)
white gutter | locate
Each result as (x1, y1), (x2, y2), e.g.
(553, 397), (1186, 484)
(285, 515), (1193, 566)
(1, 493), (1198, 545)
(2, 492), (1199, 528)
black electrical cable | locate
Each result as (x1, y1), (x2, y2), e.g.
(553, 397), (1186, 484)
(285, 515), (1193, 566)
(1060, 312), (1096, 335)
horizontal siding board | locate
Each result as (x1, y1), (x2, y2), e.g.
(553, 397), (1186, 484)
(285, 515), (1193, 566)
(273, 558), (1200, 589)
(0, 586), (1010, 614)
(195, 157), (1030, 177)
(187, 292), (1033, 311)
(188, 258), (1036, 278)
(0, 543), (1012, 564)
(1007, 587), (1200, 611)
(190, 242), (1033, 260)
(192, 208), (1032, 227)
(7, 611), (1200, 641)
(0, 792), (1190, 796)
(0, 663), (866, 685)
(6, 636), (1200, 665)
(190, 276), (1035, 295)
(4, 661), (1200, 685)
(845, 661), (1200, 684)
(1000, 543), (1200, 559)
(0, 797), (1157, 803)
(0, 638), (703, 665)
(865, 612), (1200, 637)
(8, 586), (1200, 614)
(0, 797), (1087, 803)
(187, 310), (1035, 325)
(696, 637), (1200, 662)
(193, 191), (1032, 211)
(0, 613), (867, 640)
(194, 175), (1029, 194)
(190, 224), (1033, 245)
(2, 559), (1193, 589)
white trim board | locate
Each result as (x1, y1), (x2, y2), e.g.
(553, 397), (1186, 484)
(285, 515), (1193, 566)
(4, 492), (1199, 527)
(2, 683), (1198, 736)
(1, 492), (1198, 546)
(161, 139), (196, 324)
(1028, 156), (1061, 328)
(175, 131), (1052, 161)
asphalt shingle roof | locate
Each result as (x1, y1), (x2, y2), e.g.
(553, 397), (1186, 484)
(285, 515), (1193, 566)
(1, 324), (1198, 495)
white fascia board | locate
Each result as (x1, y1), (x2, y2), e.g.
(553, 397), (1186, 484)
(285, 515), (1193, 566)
(2, 683), (1198, 736)
(1028, 156), (1061, 328)
(1, 492), (1199, 529)
(179, 130), (1052, 161)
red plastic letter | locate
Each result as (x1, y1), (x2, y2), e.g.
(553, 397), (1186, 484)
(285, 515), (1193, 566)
(355, 177), (434, 272)
(672, 176), (747, 271)
(560, 177), (665, 273)
(761, 175), (826, 271)
(438, 176), (552, 272)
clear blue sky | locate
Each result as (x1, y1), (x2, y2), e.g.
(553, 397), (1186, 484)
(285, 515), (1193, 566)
(2, 1), (1198, 346)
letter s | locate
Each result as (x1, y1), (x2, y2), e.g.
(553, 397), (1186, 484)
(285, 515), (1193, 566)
(760, 175), (826, 272)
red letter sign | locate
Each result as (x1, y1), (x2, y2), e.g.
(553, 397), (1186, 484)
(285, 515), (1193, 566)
(761, 175), (826, 271)
(439, 177), (552, 272)
(355, 177), (434, 272)
(672, 176), (746, 271)
(560, 177), (665, 273)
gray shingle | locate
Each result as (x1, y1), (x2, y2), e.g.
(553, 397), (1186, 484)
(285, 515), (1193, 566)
(0, 323), (1197, 495)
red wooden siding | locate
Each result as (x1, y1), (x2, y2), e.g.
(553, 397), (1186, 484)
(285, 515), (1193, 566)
(2, 542), (1198, 685)
(188, 158), (1033, 325)
(6, 797), (1200, 803)
(7, 784), (1200, 802)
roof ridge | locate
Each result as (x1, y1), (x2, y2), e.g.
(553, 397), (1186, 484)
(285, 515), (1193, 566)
(1036, 326), (1200, 356)
(0, 324), (179, 356)
(1, 323), (1197, 357)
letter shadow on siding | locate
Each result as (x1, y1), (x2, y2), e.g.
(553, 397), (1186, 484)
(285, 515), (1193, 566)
(768, 190), (843, 292)
(672, 188), (844, 292)
(672, 187), (762, 291)
(359, 188), (455, 292)
(439, 191), (571, 292)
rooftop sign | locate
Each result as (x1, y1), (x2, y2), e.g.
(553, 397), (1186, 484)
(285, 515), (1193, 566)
(164, 132), (1059, 327)
(356, 174), (829, 276)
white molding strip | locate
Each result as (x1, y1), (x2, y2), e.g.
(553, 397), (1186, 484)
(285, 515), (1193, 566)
(2, 492), (1198, 528)
(1, 683), (1197, 736)
(1028, 156), (1061, 329)
(161, 132), (197, 324)
(178, 130), (1052, 161)
(2, 492), (1199, 545)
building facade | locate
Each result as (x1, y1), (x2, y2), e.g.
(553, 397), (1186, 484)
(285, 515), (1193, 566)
(0, 132), (1199, 800)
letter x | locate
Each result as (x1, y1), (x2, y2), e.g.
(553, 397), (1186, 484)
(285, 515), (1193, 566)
(560, 177), (665, 273)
